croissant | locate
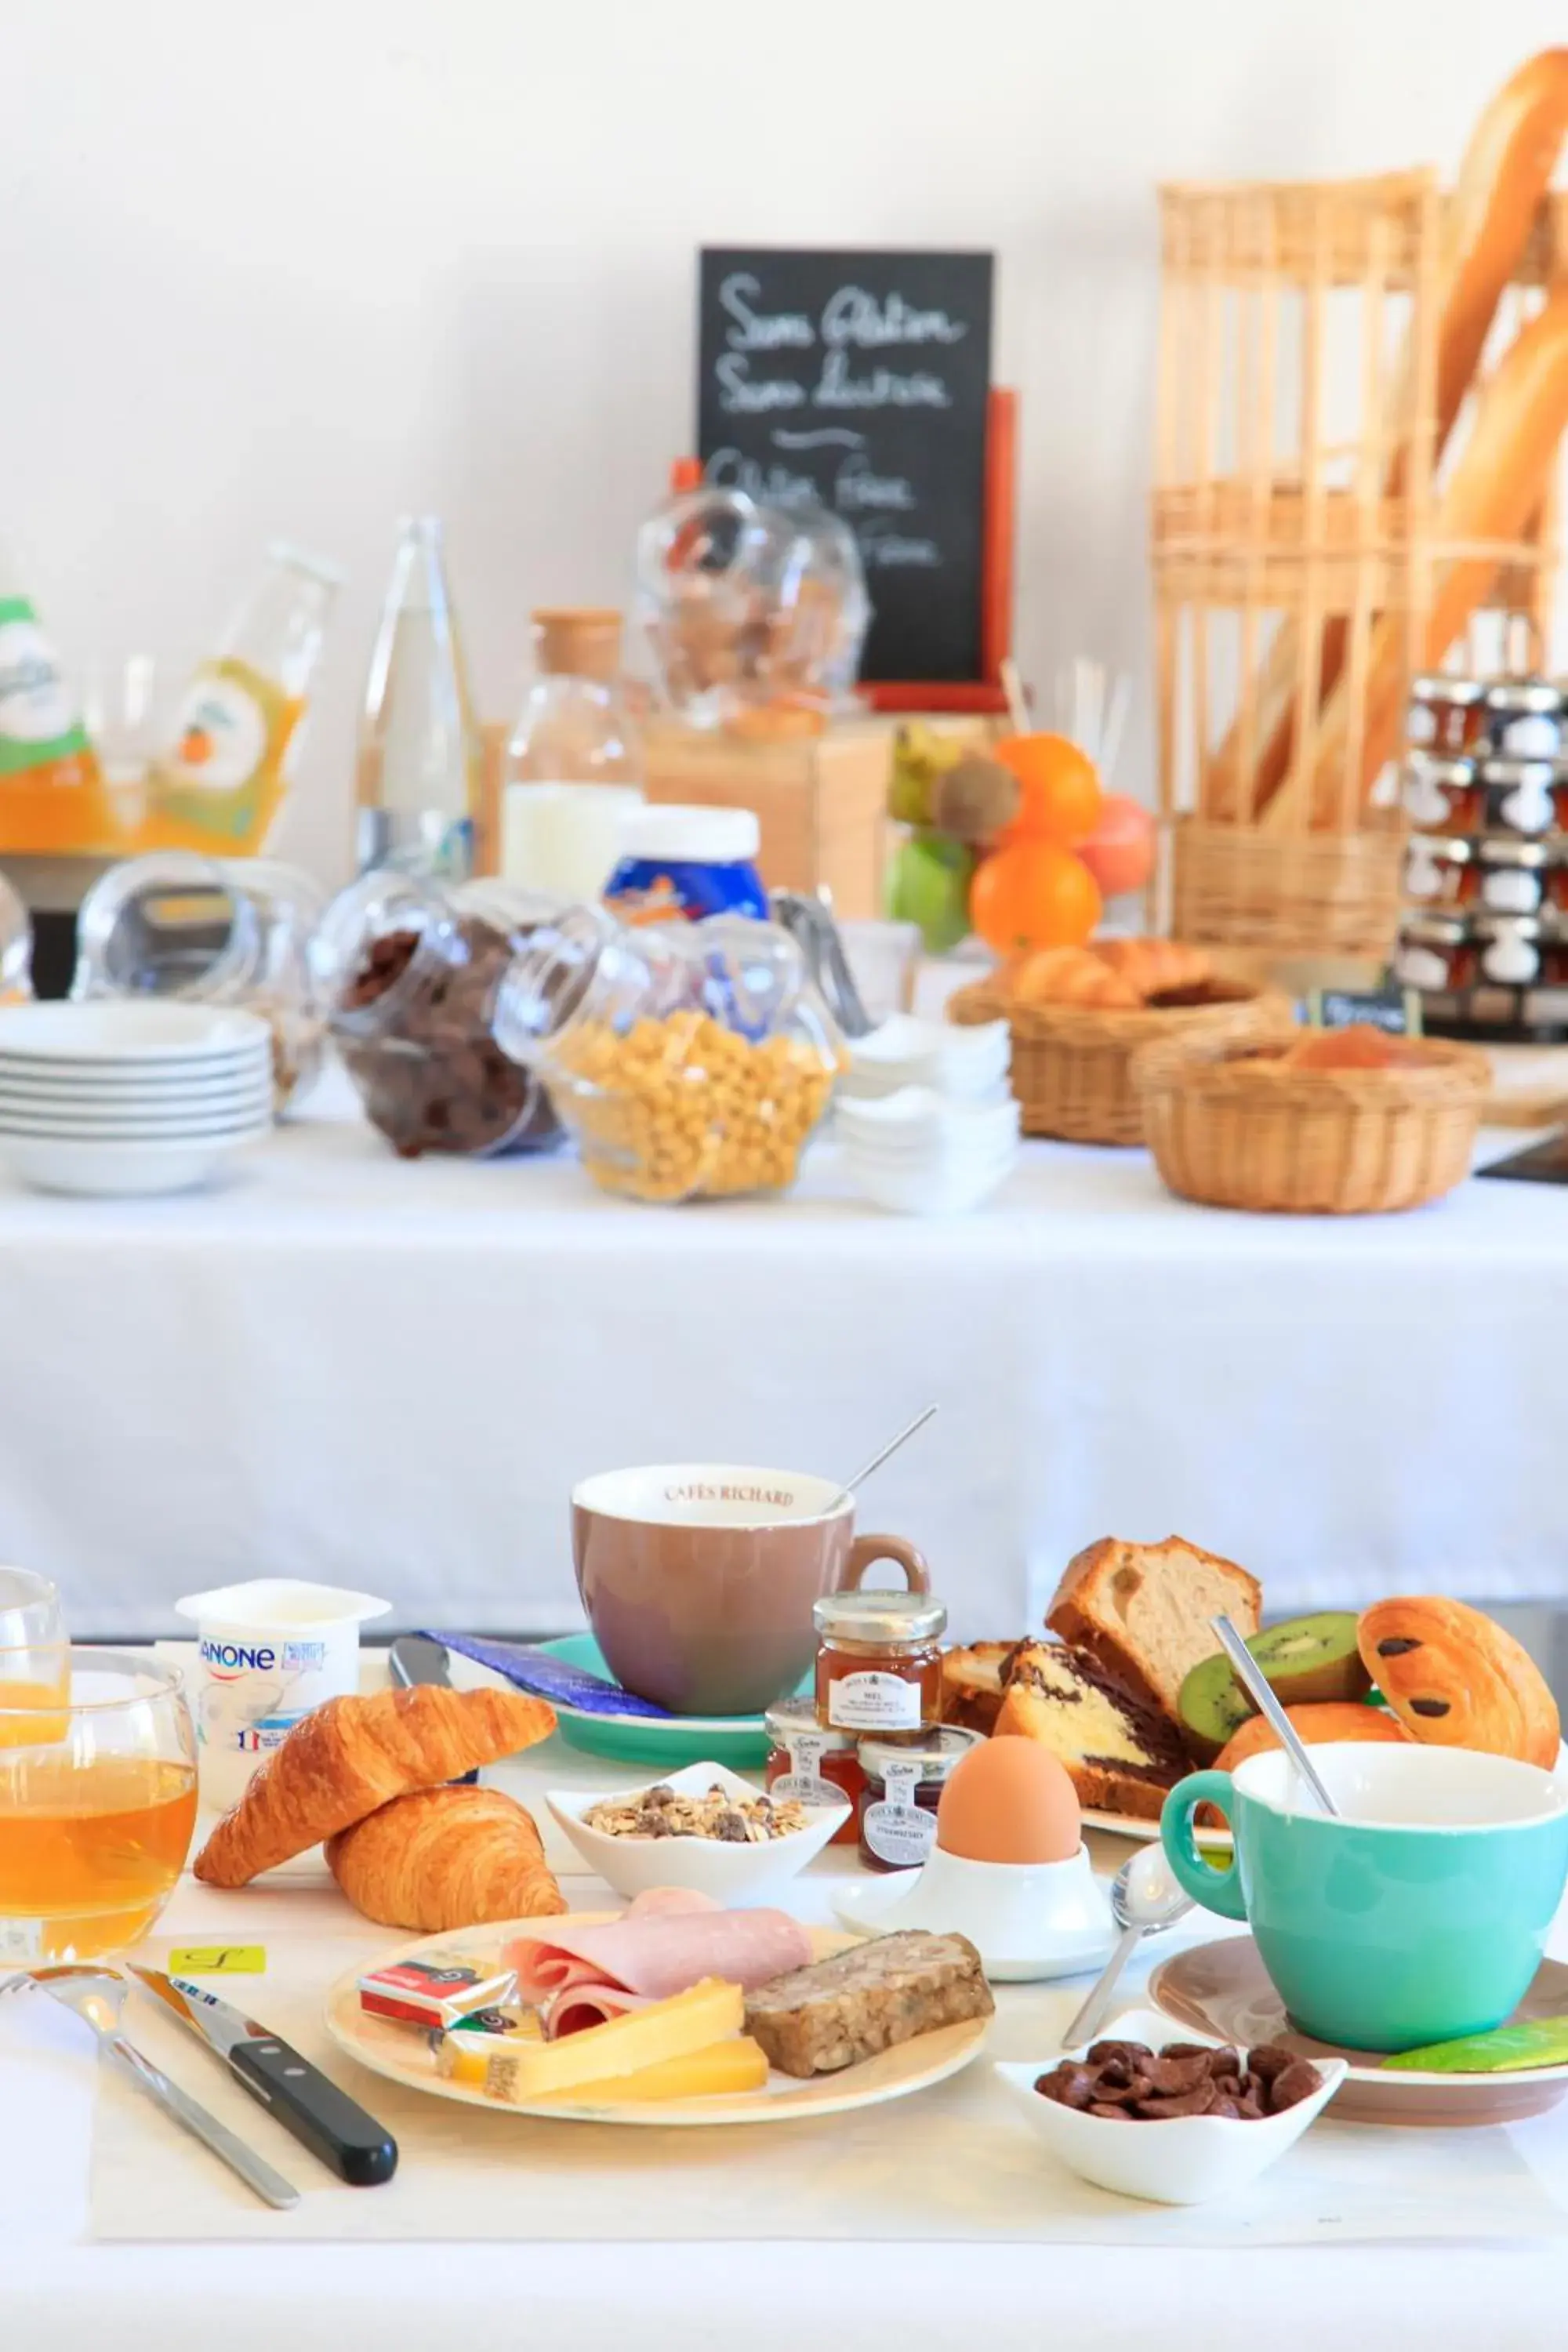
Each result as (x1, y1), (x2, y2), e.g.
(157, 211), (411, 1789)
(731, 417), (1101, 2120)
(326, 1784), (565, 1931)
(1010, 947), (1139, 1009)
(1359, 1598), (1560, 1769)
(1091, 938), (1213, 997)
(193, 1683), (557, 1887)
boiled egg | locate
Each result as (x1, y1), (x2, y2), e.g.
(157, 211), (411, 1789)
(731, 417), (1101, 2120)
(935, 1734), (1081, 1864)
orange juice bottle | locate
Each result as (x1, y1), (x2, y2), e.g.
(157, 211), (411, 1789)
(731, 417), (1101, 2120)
(0, 539), (116, 855)
(144, 543), (340, 855)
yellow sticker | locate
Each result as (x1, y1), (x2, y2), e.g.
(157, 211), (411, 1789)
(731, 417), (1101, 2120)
(167, 1944), (266, 1976)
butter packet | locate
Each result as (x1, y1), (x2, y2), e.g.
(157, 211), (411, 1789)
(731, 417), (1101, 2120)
(1381, 2016), (1568, 2074)
(434, 2006), (543, 2087)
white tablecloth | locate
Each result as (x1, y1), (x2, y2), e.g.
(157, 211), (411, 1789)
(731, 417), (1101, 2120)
(0, 1065), (1563, 1639)
(3, 1646), (1567, 2351)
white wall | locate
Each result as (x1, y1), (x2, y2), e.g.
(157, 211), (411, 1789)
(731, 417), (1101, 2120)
(8, 0), (1564, 880)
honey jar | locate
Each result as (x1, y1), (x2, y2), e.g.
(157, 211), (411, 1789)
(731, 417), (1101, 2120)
(1395, 913), (1568, 994)
(1403, 835), (1559, 917)
(1484, 678), (1565, 761)
(1475, 758), (1563, 838)
(814, 1590), (947, 1734)
(1403, 755), (1483, 836)
(1407, 673), (1487, 756)
(764, 1697), (863, 1844)
(857, 1726), (982, 1872)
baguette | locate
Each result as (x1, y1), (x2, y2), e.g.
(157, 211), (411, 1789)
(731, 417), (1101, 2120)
(1206, 50), (1568, 822)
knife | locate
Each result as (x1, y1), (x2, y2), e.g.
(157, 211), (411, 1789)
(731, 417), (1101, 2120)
(389, 1635), (478, 1780)
(128, 1968), (398, 2187)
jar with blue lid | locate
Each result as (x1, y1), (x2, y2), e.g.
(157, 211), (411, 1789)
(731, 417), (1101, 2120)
(604, 804), (768, 925)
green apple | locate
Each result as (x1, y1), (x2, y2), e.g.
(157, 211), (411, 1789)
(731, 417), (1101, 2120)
(888, 830), (975, 954)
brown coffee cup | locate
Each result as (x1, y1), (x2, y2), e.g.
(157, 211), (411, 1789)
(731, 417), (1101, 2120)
(571, 1461), (929, 1716)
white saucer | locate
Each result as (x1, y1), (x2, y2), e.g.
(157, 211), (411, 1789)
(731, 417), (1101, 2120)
(833, 1844), (1116, 1984)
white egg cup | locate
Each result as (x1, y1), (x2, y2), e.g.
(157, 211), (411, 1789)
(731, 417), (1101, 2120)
(834, 1841), (1115, 1983)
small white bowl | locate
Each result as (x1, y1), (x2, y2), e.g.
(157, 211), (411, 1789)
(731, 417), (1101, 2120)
(848, 1149), (1018, 1216)
(546, 1760), (851, 1906)
(996, 2006), (1346, 2207)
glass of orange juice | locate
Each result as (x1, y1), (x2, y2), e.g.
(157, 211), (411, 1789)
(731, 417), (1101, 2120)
(0, 1569), (67, 1744)
(0, 1650), (198, 1964)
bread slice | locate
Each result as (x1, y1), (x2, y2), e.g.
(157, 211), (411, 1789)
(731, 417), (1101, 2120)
(995, 1640), (1188, 1821)
(940, 1640), (1017, 1734)
(1047, 1535), (1261, 1728)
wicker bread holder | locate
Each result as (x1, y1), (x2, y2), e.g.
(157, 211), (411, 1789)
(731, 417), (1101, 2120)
(947, 975), (1291, 1146)
(1133, 1033), (1490, 1214)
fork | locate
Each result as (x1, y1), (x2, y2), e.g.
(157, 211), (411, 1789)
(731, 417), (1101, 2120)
(4, 1965), (299, 2209)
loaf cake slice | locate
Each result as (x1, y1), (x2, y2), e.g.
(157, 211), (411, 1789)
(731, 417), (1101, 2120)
(744, 1930), (992, 2078)
(994, 1640), (1189, 1820)
(1047, 1534), (1261, 1728)
(940, 1640), (1017, 1734)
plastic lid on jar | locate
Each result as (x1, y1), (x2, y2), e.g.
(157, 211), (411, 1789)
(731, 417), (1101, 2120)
(1410, 673), (1486, 705)
(1485, 678), (1562, 715)
(619, 805), (761, 865)
(764, 1696), (856, 1750)
(813, 1592), (948, 1646)
(858, 1726), (982, 1784)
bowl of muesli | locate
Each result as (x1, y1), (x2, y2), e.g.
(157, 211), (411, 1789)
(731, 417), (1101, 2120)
(546, 1759), (851, 1904)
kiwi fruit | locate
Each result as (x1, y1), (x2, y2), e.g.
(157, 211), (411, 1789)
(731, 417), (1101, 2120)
(1177, 1611), (1372, 1763)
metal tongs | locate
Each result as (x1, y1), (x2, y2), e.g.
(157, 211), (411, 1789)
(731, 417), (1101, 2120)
(769, 887), (875, 1039)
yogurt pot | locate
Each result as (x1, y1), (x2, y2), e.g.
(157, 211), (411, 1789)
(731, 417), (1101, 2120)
(175, 1578), (390, 1809)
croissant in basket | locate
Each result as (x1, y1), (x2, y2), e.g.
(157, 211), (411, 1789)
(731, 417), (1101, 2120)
(1006, 938), (1216, 1010)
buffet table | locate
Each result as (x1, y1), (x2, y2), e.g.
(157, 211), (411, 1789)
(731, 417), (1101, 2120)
(4, 1646), (1568, 2352)
(0, 1067), (1563, 1639)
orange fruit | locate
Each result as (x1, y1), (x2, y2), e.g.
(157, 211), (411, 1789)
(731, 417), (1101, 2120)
(969, 839), (1102, 957)
(992, 733), (1104, 847)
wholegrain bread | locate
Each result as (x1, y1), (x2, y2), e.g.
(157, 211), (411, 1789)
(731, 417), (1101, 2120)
(1047, 1535), (1261, 1728)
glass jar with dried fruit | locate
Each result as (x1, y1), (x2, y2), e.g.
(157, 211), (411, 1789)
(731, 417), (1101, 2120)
(317, 872), (565, 1157)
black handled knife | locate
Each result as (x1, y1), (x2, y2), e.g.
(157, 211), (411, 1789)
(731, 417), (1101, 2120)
(389, 1635), (478, 1781)
(128, 1967), (397, 2187)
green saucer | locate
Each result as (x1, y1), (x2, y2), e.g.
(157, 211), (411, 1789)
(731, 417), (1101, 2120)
(538, 1633), (789, 1770)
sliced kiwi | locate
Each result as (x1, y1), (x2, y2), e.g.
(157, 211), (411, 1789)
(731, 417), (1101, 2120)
(1177, 1612), (1372, 1763)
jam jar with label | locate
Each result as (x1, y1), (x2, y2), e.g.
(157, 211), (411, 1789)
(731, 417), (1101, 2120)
(815, 1588), (946, 1734)
(764, 1697), (863, 1844)
(1476, 758), (1561, 837)
(857, 1727), (982, 1871)
(1406, 673), (1486, 755)
(1396, 912), (1568, 993)
(1403, 835), (1557, 916)
(1485, 678), (1565, 760)
(1403, 754), (1483, 835)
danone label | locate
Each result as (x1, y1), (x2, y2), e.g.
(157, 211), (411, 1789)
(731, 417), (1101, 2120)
(146, 656), (302, 851)
(0, 597), (92, 778)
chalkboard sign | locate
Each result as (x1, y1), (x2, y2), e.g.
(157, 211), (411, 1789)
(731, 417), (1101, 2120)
(696, 249), (994, 686)
(1301, 986), (1424, 1036)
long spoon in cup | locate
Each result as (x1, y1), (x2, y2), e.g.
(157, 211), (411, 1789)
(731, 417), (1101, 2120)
(825, 1404), (938, 1515)
(1210, 1613), (1341, 1817)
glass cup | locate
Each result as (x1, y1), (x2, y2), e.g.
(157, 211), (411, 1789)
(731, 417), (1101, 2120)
(0, 1650), (198, 1963)
(0, 1570), (67, 1745)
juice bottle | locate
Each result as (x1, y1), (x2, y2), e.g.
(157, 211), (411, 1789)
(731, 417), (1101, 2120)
(357, 517), (481, 879)
(144, 542), (341, 855)
(0, 535), (115, 855)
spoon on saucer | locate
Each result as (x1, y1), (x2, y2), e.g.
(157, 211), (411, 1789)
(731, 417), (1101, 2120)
(1060, 1843), (1192, 2049)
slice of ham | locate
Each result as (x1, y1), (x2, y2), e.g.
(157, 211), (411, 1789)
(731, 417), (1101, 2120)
(505, 1903), (812, 2035)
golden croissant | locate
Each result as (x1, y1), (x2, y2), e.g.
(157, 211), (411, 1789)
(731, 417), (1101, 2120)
(327, 1784), (565, 1931)
(193, 1683), (556, 1887)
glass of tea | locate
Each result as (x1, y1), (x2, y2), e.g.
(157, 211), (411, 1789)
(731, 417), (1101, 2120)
(0, 1570), (67, 1744)
(0, 1650), (198, 1963)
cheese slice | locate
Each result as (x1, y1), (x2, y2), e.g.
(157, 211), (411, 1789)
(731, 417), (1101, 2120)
(531, 2034), (770, 2107)
(475, 1979), (746, 2103)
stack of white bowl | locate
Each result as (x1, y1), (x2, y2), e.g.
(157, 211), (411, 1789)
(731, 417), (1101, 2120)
(0, 1004), (274, 1196)
(837, 1083), (1022, 1215)
(840, 1013), (1011, 1106)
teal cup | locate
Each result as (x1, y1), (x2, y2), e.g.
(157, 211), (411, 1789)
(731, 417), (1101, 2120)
(1160, 1742), (1568, 2051)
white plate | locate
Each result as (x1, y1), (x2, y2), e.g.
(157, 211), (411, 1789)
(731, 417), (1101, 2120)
(546, 1760), (851, 1904)
(0, 1060), (270, 1094)
(0, 1127), (267, 1196)
(0, 1105), (272, 1139)
(323, 1916), (989, 2127)
(0, 1003), (271, 1062)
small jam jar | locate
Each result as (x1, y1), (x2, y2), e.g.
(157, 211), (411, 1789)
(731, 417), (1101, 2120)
(1403, 835), (1557, 916)
(1396, 913), (1565, 993)
(1407, 672), (1487, 756)
(1475, 757), (1561, 838)
(857, 1727), (982, 1871)
(1403, 755), (1483, 835)
(814, 1590), (947, 1734)
(1485, 677), (1565, 761)
(764, 1697), (863, 1844)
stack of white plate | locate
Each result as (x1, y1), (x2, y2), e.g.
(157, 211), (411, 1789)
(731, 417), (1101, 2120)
(838, 1085), (1022, 1215)
(0, 1004), (274, 1196)
(840, 1014), (1011, 1105)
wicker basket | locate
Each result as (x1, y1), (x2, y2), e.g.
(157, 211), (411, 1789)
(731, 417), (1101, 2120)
(1134, 1033), (1490, 1214)
(1171, 815), (1406, 961)
(948, 975), (1289, 1146)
